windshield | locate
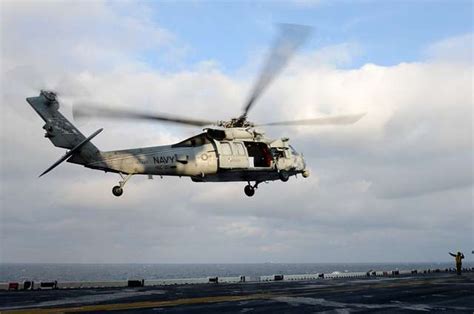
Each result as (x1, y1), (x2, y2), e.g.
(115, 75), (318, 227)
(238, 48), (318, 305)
(289, 145), (298, 155)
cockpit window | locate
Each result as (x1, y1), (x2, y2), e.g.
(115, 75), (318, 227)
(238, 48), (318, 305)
(172, 133), (211, 148)
(289, 145), (298, 155)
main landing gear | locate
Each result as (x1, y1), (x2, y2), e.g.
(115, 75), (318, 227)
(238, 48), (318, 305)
(244, 181), (262, 197)
(278, 170), (290, 182)
(112, 173), (133, 197)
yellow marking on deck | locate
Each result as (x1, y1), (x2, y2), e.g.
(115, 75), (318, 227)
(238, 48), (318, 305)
(2, 293), (275, 313)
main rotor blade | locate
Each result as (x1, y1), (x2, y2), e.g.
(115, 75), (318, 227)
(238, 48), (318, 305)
(257, 113), (366, 127)
(73, 105), (215, 127)
(240, 24), (312, 120)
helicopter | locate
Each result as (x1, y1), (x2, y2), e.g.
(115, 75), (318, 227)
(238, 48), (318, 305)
(27, 24), (364, 197)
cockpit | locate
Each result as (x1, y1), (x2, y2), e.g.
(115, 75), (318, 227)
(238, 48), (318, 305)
(289, 145), (298, 155)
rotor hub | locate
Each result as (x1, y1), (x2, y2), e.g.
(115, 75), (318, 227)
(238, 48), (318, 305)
(218, 118), (254, 128)
(41, 90), (57, 102)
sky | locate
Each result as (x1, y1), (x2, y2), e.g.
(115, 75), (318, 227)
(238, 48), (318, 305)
(0, 0), (472, 264)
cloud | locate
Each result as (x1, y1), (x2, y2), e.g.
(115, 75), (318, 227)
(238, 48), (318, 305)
(425, 33), (473, 63)
(0, 1), (472, 263)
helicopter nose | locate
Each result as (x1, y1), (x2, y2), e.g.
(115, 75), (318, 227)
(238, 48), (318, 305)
(296, 155), (306, 170)
(296, 155), (309, 178)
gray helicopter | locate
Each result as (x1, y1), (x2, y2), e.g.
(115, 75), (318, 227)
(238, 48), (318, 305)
(27, 25), (364, 197)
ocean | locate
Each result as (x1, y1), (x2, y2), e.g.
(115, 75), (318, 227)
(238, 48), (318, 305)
(1, 262), (470, 282)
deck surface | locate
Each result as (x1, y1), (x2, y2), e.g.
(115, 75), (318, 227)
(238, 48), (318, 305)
(1, 272), (473, 313)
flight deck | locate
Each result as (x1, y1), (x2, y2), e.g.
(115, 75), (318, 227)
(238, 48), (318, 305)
(1, 270), (473, 313)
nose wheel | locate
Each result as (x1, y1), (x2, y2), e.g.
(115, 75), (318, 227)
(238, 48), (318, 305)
(112, 173), (133, 197)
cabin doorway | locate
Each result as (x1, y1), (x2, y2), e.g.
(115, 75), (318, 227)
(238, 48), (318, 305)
(244, 142), (272, 167)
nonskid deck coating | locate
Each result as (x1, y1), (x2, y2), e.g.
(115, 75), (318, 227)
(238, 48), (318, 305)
(1, 272), (473, 313)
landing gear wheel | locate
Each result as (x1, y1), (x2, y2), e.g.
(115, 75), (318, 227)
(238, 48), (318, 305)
(112, 185), (123, 197)
(244, 185), (255, 197)
(279, 170), (290, 182)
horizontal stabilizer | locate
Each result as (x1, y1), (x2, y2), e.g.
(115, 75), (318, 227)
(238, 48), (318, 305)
(39, 128), (103, 177)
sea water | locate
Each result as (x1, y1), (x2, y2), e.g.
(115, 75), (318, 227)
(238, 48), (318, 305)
(1, 262), (470, 282)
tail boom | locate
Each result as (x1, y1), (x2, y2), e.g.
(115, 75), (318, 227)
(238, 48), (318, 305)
(27, 91), (103, 175)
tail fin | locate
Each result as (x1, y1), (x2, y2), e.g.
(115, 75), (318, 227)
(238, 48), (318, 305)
(27, 90), (102, 174)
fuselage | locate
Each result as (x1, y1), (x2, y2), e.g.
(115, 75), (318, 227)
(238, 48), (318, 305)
(86, 143), (218, 177)
(74, 129), (307, 183)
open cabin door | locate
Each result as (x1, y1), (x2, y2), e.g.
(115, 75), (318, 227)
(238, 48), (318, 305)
(216, 141), (249, 169)
(244, 142), (273, 168)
